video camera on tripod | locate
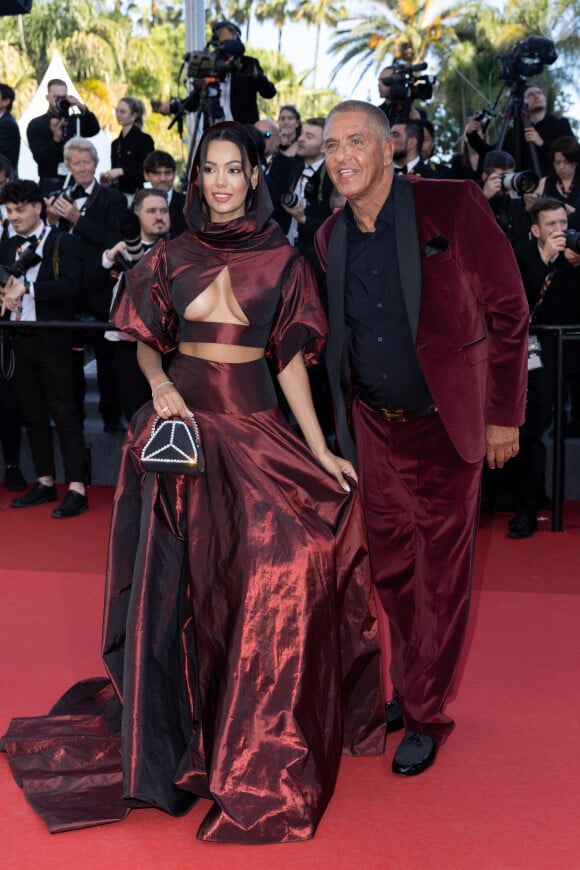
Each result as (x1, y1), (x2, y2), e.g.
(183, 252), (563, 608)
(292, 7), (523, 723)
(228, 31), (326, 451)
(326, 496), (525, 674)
(493, 35), (558, 175)
(381, 62), (435, 124)
(498, 36), (557, 88)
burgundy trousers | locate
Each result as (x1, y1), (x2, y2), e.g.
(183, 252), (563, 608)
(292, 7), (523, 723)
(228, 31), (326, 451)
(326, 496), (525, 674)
(352, 398), (482, 744)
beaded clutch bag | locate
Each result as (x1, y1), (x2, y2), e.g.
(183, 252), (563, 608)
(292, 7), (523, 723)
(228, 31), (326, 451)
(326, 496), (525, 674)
(141, 415), (205, 475)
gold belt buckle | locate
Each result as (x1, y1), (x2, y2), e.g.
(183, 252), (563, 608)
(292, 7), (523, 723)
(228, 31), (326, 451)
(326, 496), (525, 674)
(381, 407), (406, 423)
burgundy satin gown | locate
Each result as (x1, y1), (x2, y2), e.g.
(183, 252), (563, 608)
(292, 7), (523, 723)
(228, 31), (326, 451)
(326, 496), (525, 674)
(2, 178), (385, 844)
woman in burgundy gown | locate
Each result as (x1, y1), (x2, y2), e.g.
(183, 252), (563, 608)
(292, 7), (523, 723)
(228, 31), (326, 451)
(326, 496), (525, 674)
(2, 123), (385, 844)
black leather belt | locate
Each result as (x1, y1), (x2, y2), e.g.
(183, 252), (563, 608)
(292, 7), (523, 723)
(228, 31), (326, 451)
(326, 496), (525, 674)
(378, 403), (438, 423)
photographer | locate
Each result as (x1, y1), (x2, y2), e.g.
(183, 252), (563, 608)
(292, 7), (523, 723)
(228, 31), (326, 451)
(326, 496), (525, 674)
(480, 150), (532, 246)
(376, 64), (426, 124)
(45, 136), (126, 433)
(210, 20), (276, 123)
(103, 189), (171, 420)
(0, 179), (88, 518)
(165, 21), (276, 130)
(503, 83), (574, 176)
(26, 78), (100, 195)
(0, 83), (20, 170)
(509, 198), (580, 538)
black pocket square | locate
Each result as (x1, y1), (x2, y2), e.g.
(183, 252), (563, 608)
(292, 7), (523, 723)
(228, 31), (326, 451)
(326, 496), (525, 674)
(424, 234), (449, 257)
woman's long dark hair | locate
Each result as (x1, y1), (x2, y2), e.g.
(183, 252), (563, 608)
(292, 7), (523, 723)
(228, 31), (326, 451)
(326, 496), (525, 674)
(195, 123), (261, 219)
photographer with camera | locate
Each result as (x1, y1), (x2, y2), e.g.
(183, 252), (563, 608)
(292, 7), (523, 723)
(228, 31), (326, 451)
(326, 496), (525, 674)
(26, 79), (100, 196)
(508, 198), (580, 538)
(377, 63), (431, 124)
(480, 150), (533, 246)
(162, 20), (276, 133)
(45, 137), (127, 433)
(103, 189), (171, 421)
(505, 83), (574, 176)
(0, 179), (88, 517)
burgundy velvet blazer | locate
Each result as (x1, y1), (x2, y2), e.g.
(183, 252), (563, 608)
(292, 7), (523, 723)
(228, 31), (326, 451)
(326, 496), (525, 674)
(315, 176), (529, 466)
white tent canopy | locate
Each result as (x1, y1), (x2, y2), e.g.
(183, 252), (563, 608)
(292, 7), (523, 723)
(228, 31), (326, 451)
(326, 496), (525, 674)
(17, 50), (112, 182)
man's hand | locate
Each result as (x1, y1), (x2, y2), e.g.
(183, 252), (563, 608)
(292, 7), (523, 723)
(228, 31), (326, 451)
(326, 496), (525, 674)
(282, 200), (306, 225)
(49, 117), (66, 143)
(0, 276), (26, 317)
(524, 127), (544, 147)
(486, 424), (519, 469)
(50, 194), (81, 225)
(541, 229), (567, 263)
(482, 174), (503, 200)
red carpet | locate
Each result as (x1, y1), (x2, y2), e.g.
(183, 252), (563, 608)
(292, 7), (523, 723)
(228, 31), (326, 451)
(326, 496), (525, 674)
(1, 488), (579, 869)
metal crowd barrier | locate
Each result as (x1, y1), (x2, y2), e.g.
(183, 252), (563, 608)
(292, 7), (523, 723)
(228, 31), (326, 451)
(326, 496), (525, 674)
(534, 325), (580, 532)
(2, 320), (580, 531)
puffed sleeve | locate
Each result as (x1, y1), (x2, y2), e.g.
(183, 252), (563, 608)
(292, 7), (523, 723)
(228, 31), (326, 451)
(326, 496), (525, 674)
(110, 241), (179, 353)
(266, 253), (328, 373)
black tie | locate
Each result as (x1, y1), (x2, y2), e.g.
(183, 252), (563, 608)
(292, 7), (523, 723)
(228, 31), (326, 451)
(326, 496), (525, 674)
(15, 234), (38, 247)
(394, 165), (407, 175)
(71, 184), (87, 199)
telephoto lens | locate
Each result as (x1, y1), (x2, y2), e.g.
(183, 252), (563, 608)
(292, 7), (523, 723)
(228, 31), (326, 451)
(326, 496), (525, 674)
(500, 170), (539, 195)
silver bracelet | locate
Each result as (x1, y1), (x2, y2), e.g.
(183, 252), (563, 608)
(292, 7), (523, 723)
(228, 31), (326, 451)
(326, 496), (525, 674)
(151, 380), (173, 397)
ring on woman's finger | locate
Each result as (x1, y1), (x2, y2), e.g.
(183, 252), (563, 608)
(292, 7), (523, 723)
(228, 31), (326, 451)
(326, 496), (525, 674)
(160, 406), (170, 413)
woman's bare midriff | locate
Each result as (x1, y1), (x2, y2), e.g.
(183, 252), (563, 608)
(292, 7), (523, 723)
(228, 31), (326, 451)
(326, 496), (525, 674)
(178, 341), (265, 363)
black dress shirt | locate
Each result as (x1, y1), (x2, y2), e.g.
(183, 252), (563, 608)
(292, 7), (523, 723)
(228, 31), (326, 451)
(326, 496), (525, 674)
(344, 192), (432, 410)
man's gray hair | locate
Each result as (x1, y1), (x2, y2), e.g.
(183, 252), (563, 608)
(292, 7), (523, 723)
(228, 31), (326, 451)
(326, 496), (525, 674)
(324, 100), (391, 141)
(63, 137), (99, 166)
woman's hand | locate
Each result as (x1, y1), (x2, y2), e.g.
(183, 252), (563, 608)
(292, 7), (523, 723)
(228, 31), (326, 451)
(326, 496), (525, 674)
(152, 381), (192, 420)
(312, 446), (358, 492)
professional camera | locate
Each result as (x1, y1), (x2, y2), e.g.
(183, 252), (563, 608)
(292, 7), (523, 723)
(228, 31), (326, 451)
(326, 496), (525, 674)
(498, 36), (557, 86)
(381, 62), (435, 124)
(281, 191), (300, 209)
(565, 229), (580, 254)
(113, 211), (144, 272)
(185, 37), (244, 83)
(499, 170), (539, 195)
(53, 95), (72, 119)
(472, 109), (494, 133)
(0, 247), (42, 287)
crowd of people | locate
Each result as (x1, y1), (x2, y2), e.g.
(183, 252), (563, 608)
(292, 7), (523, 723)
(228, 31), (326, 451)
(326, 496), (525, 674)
(0, 23), (575, 845)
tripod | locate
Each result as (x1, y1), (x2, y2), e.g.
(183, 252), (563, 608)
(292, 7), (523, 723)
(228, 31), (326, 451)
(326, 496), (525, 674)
(495, 81), (542, 176)
(169, 78), (225, 191)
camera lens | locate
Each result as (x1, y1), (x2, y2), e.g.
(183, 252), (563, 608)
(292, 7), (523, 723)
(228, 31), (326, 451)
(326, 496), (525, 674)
(281, 191), (300, 209)
(565, 229), (580, 254)
(500, 170), (538, 195)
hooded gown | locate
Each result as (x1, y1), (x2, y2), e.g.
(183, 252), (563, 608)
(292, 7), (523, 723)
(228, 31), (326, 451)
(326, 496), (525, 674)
(1, 150), (385, 844)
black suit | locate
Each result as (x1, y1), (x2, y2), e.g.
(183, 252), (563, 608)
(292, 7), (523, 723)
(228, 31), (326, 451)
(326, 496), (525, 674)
(168, 190), (187, 238)
(0, 228), (86, 481)
(27, 110), (100, 193)
(228, 58), (276, 123)
(0, 110), (20, 169)
(58, 182), (126, 423)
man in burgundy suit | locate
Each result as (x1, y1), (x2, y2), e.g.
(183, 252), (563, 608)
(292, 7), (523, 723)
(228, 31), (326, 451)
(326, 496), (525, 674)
(316, 101), (529, 776)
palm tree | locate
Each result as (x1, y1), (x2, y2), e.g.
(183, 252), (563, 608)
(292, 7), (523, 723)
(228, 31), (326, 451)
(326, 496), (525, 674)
(291, 0), (348, 89)
(255, 0), (292, 54)
(329, 0), (467, 87)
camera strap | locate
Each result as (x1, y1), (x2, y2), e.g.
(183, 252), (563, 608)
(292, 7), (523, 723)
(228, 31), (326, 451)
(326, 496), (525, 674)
(529, 268), (555, 324)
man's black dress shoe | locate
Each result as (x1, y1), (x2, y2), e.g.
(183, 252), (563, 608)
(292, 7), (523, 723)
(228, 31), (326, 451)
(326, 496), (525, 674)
(51, 490), (89, 519)
(12, 481), (58, 508)
(4, 465), (27, 492)
(507, 512), (538, 539)
(385, 698), (404, 734)
(392, 731), (437, 776)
